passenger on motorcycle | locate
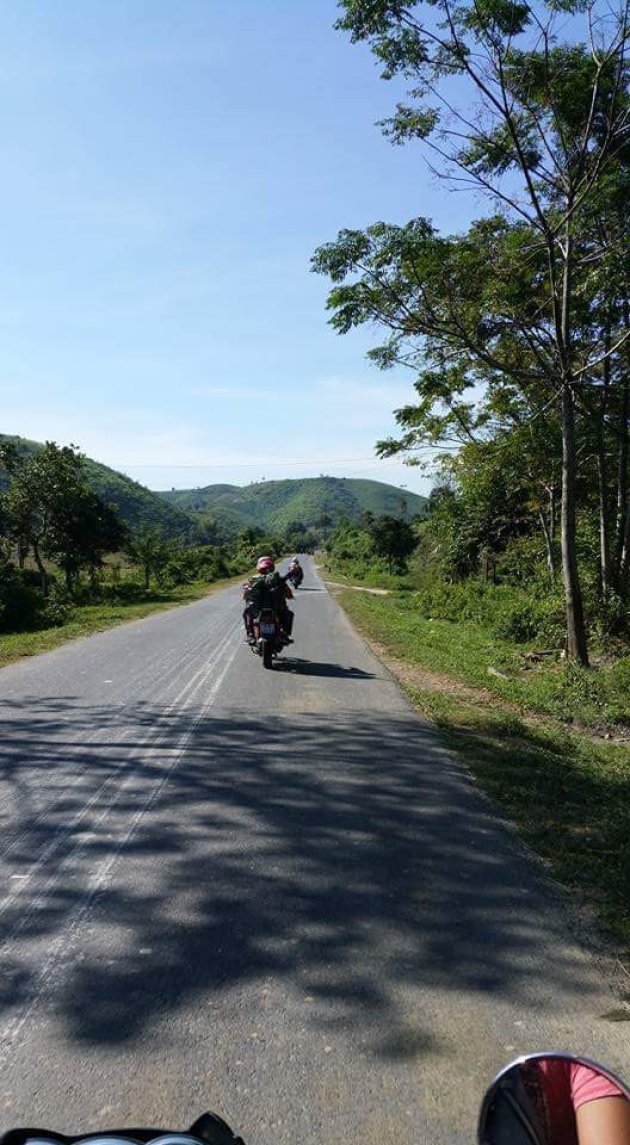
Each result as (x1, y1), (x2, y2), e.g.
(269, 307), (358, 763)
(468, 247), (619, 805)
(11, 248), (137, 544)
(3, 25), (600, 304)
(242, 556), (294, 644)
(287, 555), (304, 588)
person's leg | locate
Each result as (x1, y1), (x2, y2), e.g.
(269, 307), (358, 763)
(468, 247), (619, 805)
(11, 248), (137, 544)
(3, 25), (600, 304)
(243, 606), (255, 640)
(282, 606), (294, 639)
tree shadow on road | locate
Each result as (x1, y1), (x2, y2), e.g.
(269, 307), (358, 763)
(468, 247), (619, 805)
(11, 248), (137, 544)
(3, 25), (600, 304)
(0, 697), (622, 1059)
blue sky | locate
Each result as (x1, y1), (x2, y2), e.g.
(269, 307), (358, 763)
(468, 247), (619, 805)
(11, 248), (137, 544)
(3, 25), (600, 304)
(0, 0), (472, 495)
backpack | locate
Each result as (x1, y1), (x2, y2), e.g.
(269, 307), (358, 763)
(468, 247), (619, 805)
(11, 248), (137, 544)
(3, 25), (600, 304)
(245, 572), (278, 610)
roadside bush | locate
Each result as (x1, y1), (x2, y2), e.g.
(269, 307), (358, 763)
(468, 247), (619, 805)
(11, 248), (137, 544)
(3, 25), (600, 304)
(0, 570), (73, 632)
(68, 575), (144, 604)
(156, 545), (236, 588)
(413, 578), (566, 645)
(0, 579), (44, 631)
(39, 584), (74, 627)
(489, 592), (566, 646)
(534, 659), (630, 728)
(99, 582), (147, 603)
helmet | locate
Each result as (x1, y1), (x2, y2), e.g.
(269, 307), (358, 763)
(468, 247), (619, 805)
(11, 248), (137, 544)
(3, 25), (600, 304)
(256, 556), (275, 573)
(292, 556), (300, 564)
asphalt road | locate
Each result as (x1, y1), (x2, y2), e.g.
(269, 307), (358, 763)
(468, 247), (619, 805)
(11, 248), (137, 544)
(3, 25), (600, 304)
(0, 557), (627, 1145)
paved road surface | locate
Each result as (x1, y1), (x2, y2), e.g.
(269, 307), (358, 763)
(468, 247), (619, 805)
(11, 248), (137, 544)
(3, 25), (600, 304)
(0, 558), (627, 1145)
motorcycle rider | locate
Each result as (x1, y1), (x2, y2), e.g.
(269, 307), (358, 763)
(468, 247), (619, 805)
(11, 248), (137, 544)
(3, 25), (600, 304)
(287, 555), (303, 587)
(242, 556), (294, 644)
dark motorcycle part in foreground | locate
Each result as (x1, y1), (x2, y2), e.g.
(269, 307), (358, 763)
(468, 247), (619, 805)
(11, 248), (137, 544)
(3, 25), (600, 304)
(4, 1051), (629, 1145)
(0, 1114), (244, 1145)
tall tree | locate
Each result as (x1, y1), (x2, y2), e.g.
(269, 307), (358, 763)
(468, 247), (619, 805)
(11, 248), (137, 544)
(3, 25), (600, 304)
(126, 529), (174, 592)
(367, 513), (417, 572)
(0, 442), (127, 593)
(315, 0), (630, 663)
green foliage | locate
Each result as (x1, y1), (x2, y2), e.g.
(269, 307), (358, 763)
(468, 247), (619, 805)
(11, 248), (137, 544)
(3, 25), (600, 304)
(0, 444), (276, 634)
(411, 577), (567, 645)
(0, 435), (198, 542)
(339, 589), (630, 729)
(325, 511), (422, 582)
(0, 440), (129, 592)
(326, 519), (377, 577)
(156, 545), (232, 589)
(0, 555), (73, 632)
(2, 439), (428, 549)
(365, 513), (417, 572)
(125, 529), (175, 591)
(79, 458), (197, 540)
(320, 0), (630, 665)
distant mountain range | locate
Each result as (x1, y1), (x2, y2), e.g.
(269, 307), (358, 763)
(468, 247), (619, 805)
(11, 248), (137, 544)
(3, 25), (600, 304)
(1, 435), (427, 542)
(156, 476), (427, 534)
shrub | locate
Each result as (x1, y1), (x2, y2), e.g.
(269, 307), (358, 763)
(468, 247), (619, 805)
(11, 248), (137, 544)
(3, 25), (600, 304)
(413, 579), (566, 645)
(39, 584), (74, 627)
(0, 566), (73, 631)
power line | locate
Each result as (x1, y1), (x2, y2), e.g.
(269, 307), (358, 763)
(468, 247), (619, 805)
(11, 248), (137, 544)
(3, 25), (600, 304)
(112, 456), (406, 470)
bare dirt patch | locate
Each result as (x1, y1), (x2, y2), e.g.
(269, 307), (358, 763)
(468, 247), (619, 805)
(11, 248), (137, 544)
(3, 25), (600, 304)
(323, 579), (391, 596)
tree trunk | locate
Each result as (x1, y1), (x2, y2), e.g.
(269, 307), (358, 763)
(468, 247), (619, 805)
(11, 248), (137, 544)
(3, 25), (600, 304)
(561, 379), (589, 664)
(32, 540), (48, 596)
(549, 481), (557, 542)
(556, 219), (589, 664)
(597, 447), (610, 599)
(538, 505), (555, 580)
(620, 494), (630, 596)
(613, 372), (629, 592)
(597, 344), (612, 599)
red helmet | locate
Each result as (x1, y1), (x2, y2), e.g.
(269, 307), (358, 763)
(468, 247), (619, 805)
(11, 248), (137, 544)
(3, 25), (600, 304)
(256, 556), (275, 573)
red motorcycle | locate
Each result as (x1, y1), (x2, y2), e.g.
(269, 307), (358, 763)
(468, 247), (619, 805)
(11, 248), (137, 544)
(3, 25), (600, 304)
(250, 607), (286, 669)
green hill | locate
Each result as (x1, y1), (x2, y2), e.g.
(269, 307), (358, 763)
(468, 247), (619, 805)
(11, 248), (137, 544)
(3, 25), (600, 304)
(0, 434), (198, 541)
(158, 476), (427, 532)
(1, 438), (427, 543)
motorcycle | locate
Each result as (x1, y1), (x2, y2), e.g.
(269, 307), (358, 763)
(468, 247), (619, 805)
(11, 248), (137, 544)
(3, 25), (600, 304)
(250, 606), (286, 669)
(286, 565), (303, 589)
(4, 1054), (628, 1145)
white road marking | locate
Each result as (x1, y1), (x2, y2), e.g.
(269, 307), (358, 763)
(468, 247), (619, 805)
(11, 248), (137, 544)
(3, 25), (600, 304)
(0, 622), (242, 1066)
(0, 616), (238, 875)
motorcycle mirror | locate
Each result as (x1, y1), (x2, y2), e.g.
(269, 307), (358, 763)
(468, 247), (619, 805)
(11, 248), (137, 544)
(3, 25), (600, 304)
(478, 1053), (630, 1145)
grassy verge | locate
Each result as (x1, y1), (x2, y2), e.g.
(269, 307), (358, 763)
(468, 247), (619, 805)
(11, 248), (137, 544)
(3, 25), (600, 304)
(0, 577), (241, 669)
(338, 589), (630, 954)
(337, 591), (630, 728)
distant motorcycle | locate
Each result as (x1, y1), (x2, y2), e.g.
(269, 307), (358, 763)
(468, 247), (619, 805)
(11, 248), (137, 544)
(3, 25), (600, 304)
(287, 565), (303, 589)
